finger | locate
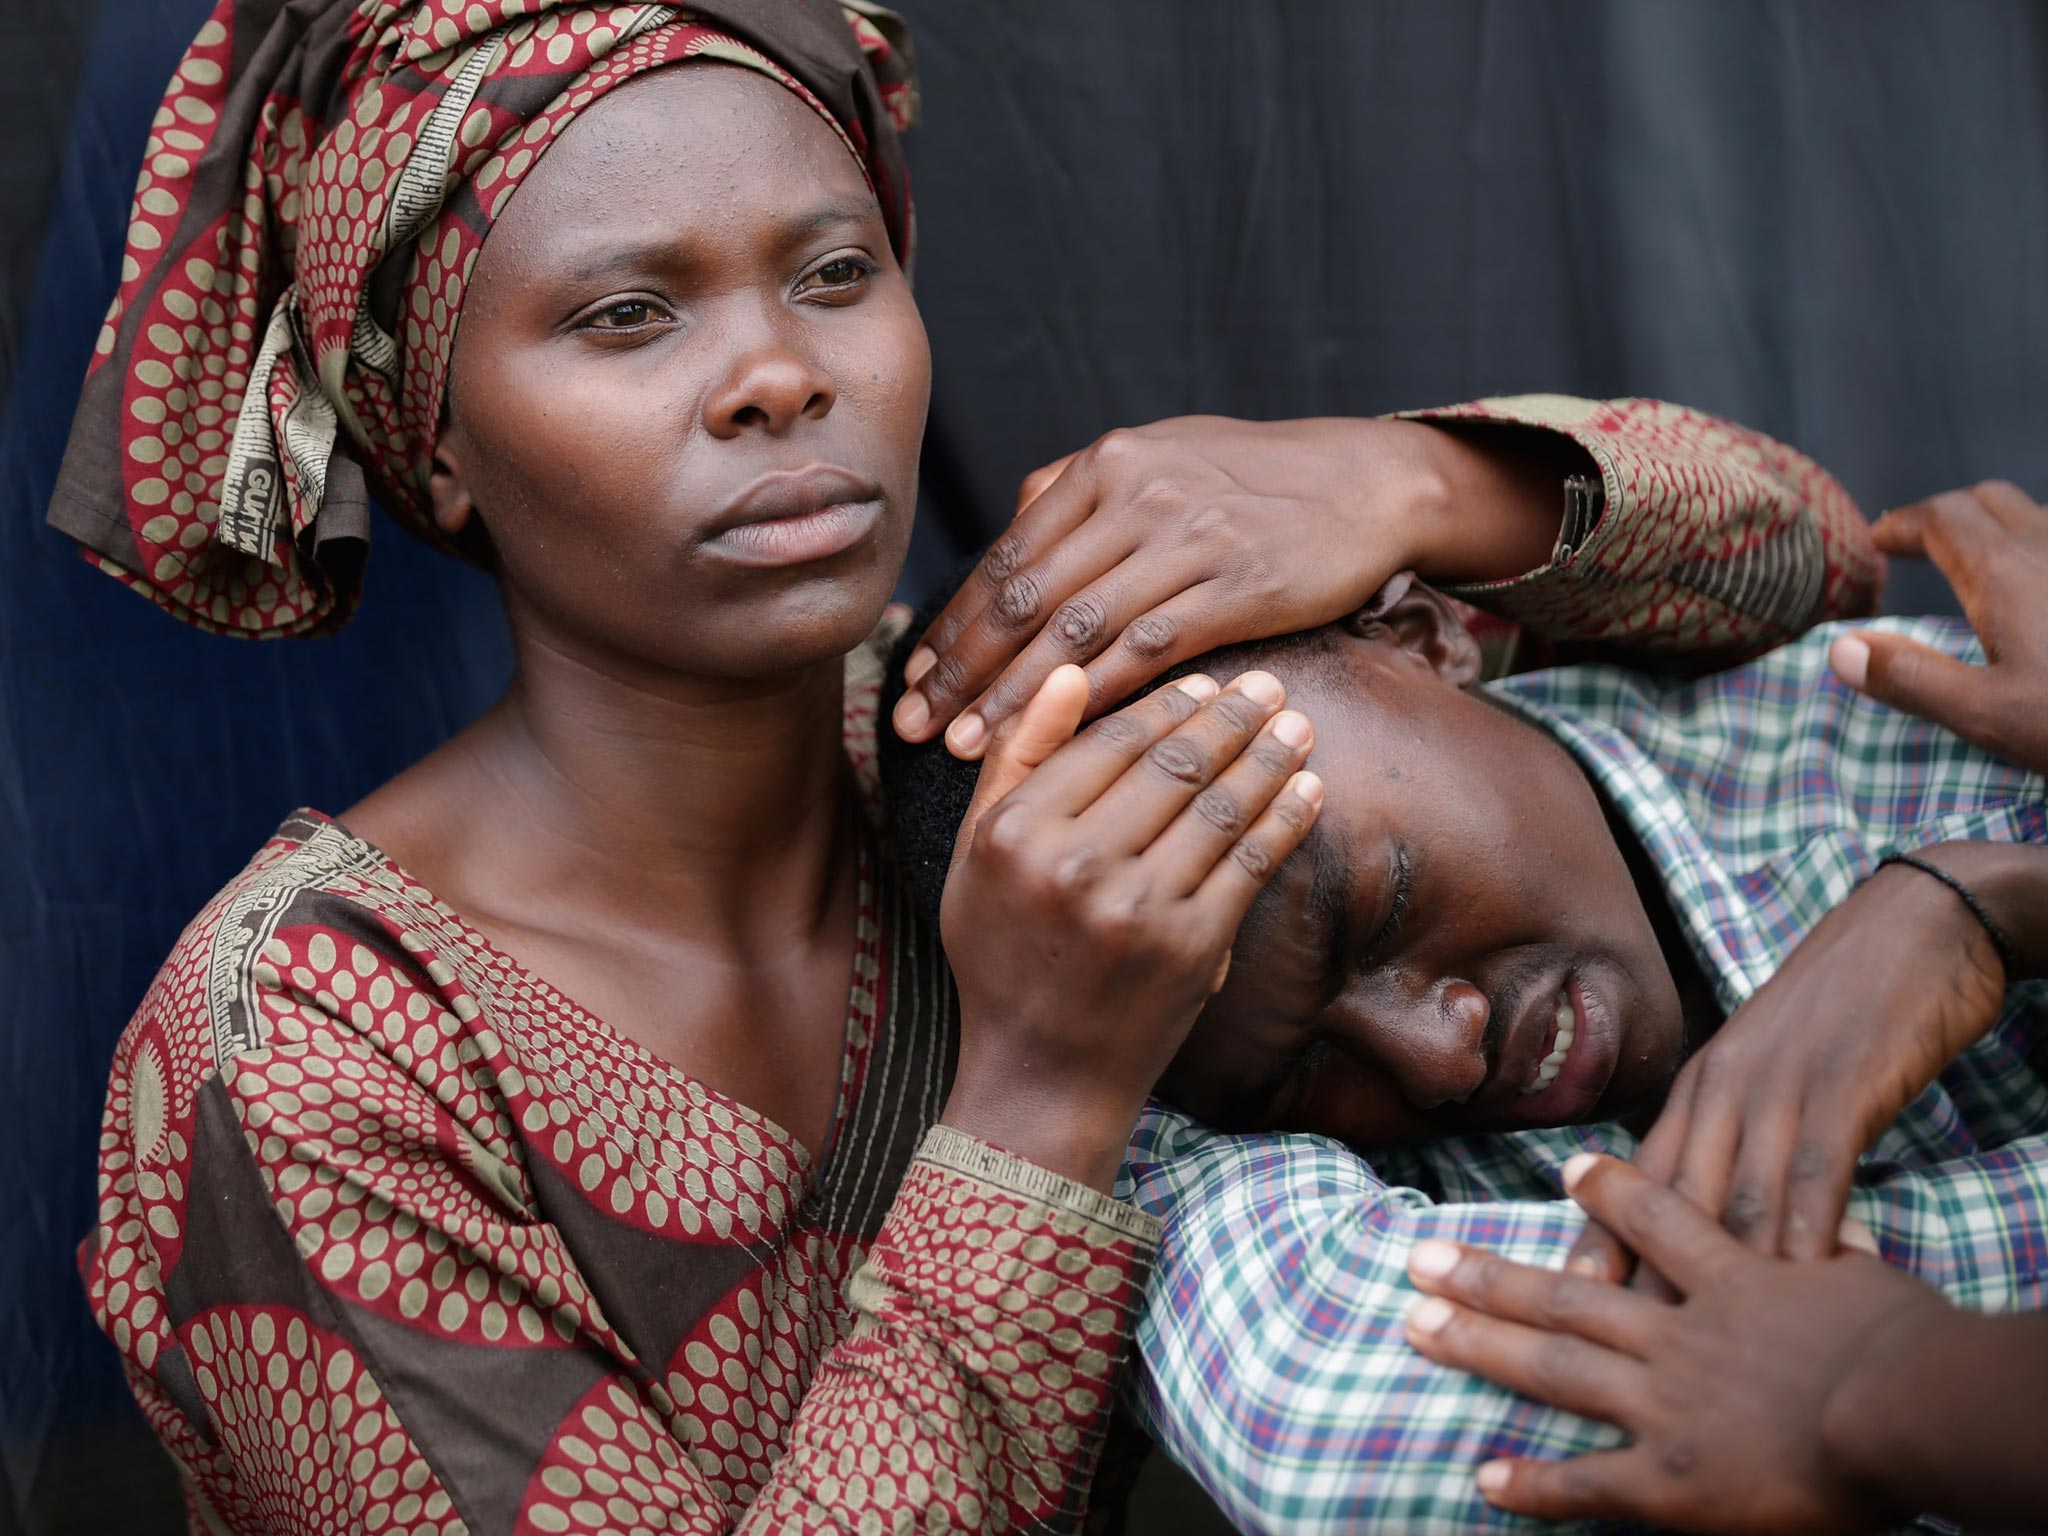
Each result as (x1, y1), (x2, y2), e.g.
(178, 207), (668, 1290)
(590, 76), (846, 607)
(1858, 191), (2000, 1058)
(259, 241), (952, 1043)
(1562, 1154), (1745, 1295)
(985, 668), (1210, 825)
(1562, 1220), (1634, 1285)
(1870, 487), (2000, 594)
(1068, 581), (1275, 723)
(1964, 478), (2045, 531)
(1473, 1450), (1658, 1524)
(1190, 770), (1322, 924)
(1718, 1098), (1800, 1255)
(1142, 707), (1315, 894)
(952, 665), (1095, 867)
(1014, 451), (1080, 518)
(1778, 1118), (1862, 1261)
(1830, 631), (1999, 740)
(1405, 1239), (1663, 1356)
(942, 555), (1199, 750)
(1080, 672), (1288, 850)
(1620, 1111), (1688, 1298)
(1403, 1294), (1648, 1425)
(1665, 1082), (1741, 1238)
(897, 462), (1113, 746)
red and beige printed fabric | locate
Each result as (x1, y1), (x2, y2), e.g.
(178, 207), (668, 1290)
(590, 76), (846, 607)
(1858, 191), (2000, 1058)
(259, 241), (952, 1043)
(84, 656), (1161, 1534)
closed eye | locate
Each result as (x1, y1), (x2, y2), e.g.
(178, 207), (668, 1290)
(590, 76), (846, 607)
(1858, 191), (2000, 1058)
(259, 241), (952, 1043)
(1355, 843), (1413, 974)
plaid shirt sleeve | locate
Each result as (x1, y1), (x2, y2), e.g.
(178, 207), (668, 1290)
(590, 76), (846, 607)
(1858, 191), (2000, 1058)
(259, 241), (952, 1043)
(1118, 1078), (2048, 1536)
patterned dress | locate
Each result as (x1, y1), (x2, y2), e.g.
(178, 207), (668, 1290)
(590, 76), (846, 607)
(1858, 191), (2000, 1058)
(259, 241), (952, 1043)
(82, 647), (1160, 1535)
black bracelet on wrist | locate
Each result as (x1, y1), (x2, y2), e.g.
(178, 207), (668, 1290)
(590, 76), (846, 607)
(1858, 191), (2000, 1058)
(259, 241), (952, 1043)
(1876, 852), (2019, 978)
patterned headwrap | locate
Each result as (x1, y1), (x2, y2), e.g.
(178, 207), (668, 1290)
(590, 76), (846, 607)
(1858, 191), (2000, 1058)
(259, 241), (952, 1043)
(48, 0), (915, 637)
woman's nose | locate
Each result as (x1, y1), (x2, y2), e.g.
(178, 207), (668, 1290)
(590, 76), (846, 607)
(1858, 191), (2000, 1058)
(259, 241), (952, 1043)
(702, 330), (835, 438)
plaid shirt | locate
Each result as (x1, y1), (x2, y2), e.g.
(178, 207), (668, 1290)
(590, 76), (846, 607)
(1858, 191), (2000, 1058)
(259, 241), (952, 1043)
(1116, 618), (2048, 1535)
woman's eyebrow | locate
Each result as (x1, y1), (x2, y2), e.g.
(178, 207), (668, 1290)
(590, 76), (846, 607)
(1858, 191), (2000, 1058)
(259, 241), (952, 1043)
(553, 199), (883, 288)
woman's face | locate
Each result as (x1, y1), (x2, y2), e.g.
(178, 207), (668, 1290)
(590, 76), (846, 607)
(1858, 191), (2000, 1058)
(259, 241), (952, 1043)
(435, 65), (929, 679)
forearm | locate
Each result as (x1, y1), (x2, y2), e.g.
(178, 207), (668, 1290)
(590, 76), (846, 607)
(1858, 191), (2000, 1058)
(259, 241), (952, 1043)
(1824, 1306), (2048, 1526)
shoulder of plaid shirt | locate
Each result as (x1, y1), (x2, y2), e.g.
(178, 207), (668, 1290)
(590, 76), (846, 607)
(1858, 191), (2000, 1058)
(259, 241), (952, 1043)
(1114, 615), (2048, 1536)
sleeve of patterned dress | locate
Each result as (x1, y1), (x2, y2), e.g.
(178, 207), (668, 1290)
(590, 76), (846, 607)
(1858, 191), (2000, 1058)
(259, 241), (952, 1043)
(1115, 1102), (2048, 1536)
(81, 885), (1157, 1535)
(1399, 395), (1881, 657)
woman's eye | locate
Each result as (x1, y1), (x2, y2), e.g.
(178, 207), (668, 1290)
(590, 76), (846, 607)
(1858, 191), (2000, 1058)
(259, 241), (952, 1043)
(800, 256), (875, 294)
(586, 300), (657, 330)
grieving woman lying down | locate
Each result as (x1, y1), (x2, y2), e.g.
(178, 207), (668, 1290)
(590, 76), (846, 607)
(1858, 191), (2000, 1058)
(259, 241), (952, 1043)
(58, 1), (1891, 1532)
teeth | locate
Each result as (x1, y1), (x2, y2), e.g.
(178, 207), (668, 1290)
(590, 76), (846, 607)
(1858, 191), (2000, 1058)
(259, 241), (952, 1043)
(1520, 999), (1576, 1096)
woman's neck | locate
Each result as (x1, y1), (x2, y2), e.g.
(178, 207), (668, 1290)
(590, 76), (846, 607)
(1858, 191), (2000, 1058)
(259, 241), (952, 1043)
(359, 624), (858, 954)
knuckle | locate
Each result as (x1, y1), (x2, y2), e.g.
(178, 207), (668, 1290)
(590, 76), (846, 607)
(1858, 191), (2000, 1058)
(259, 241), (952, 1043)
(1786, 1140), (1837, 1186)
(1090, 428), (1140, 471)
(974, 802), (1031, 864)
(1656, 1439), (1701, 1480)
(925, 653), (974, 708)
(1208, 691), (1266, 735)
(1085, 711), (1150, 755)
(1122, 612), (1179, 661)
(1131, 473), (1182, 516)
(1719, 1184), (1767, 1238)
(1190, 787), (1244, 835)
(1529, 1335), (1580, 1399)
(991, 572), (1044, 631)
(1229, 837), (1277, 882)
(980, 534), (1027, 586)
(1049, 594), (1108, 655)
(1051, 845), (1105, 897)
(1146, 737), (1208, 785)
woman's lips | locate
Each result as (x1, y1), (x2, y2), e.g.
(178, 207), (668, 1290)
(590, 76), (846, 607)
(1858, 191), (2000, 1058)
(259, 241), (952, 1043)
(1507, 972), (1619, 1126)
(702, 463), (885, 568)
(703, 498), (882, 568)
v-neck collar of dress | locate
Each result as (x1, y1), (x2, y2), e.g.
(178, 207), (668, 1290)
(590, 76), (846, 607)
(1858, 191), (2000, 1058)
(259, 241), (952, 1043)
(282, 806), (880, 1187)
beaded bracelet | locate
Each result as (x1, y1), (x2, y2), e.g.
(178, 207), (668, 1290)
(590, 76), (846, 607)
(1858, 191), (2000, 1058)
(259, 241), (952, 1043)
(1877, 852), (2019, 977)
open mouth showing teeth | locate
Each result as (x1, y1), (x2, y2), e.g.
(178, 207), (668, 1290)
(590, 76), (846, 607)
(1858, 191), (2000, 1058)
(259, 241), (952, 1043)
(1521, 994), (1576, 1096)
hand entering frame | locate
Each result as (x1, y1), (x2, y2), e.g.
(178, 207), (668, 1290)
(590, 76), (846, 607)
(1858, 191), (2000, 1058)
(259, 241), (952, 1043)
(938, 665), (1323, 1191)
(1565, 846), (2010, 1283)
(1830, 480), (2048, 778)
(1403, 1155), (1947, 1535)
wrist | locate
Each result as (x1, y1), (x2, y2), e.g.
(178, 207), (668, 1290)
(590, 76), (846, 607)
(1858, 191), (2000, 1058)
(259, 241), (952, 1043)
(940, 1050), (1143, 1194)
(1897, 841), (2048, 980)
(1384, 418), (1594, 585)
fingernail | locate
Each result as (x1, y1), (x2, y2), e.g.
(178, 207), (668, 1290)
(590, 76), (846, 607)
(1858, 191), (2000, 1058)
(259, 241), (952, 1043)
(893, 691), (930, 738)
(1476, 1462), (1512, 1495)
(1236, 671), (1284, 707)
(905, 646), (937, 686)
(1174, 674), (1219, 701)
(1561, 1152), (1599, 1190)
(1567, 1255), (1603, 1277)
(947, 713), (986, 757)
(1406, 1296), (1455, 1335)
(1271, 710), (1311, 749)
(1408, 1239), (1460, 1279)
(1290, 771), (1323, 808)
(1830, 634), (1870, 692)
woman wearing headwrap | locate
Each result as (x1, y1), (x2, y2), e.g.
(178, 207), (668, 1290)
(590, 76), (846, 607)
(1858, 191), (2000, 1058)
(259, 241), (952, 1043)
(58, 2), (1884, 1533)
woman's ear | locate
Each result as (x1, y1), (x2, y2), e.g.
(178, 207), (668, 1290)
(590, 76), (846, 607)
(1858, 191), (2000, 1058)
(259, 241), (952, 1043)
(428, 426), (477, 541)
(1342, 572), (1482, 687)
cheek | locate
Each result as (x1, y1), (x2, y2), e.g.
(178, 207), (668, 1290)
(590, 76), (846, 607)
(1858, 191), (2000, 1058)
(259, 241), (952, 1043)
(836, 297), (930, 466)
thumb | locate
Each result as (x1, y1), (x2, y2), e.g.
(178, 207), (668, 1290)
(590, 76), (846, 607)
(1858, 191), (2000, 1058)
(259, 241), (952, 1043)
(951, 664), (1091, 866)
(1831, 631), (1990, 732)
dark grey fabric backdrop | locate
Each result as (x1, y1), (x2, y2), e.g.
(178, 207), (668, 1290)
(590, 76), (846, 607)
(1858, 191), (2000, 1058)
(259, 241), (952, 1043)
(3, 3), (2044, 1531)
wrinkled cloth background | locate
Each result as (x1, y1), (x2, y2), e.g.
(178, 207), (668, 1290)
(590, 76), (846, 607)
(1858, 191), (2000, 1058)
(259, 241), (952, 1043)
(3, 3), (2045, 1531)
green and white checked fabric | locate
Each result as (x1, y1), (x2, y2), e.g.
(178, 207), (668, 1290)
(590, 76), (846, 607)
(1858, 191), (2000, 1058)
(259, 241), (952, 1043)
(1116, 619), (2048, 1534)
